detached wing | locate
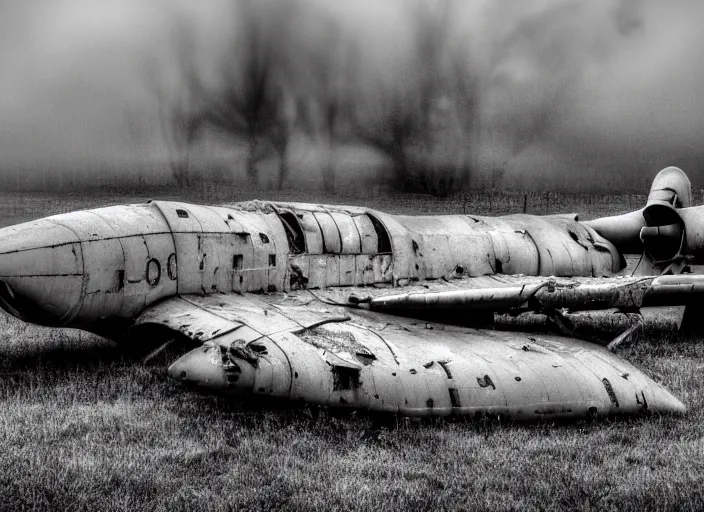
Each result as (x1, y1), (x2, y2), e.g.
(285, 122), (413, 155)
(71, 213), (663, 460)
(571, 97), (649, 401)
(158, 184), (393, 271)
(133, 291), (685, 421)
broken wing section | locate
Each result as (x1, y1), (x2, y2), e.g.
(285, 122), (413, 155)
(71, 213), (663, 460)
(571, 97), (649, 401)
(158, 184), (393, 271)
(133, 293), (349, 344)
(133, 292), (685, 421)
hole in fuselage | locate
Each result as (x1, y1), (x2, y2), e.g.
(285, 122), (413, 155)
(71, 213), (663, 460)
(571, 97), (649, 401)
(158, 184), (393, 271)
(368, 214), (392, 253)
(332, 366), (361, 391)
(279, 212), (305, 254)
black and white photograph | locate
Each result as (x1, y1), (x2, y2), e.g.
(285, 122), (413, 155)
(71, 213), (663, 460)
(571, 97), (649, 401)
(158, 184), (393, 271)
(0, 1), (702, 510)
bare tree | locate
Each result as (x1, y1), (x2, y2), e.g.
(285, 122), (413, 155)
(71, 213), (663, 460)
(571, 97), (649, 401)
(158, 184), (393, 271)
(157, 0), (301, 189)
(296, 12), (350, 193)
(197, 2), (289, 187)
(345, 0), (458, 194)
(145, 12), (201, 188)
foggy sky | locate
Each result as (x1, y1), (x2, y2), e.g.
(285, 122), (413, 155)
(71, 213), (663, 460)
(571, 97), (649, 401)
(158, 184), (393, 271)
(1, 0), (703, 190)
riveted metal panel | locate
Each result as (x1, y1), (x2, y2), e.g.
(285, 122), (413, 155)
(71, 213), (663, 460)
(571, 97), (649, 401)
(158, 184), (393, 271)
(416, 234), (452, 279)
(0, 218), (80, 254)
(199, 234), (241, 294)
(83, 204), (171, 236)
(83, 238), (125, 294)
(449, 233), (495, 277)
(173, 233), (203, 294)
(397, 369), (433, 416)
(339, 255), (356, 286)
(294, 211), (324, 254)
(325, 255), (340, 286)
(354, 215), (379, 254)
(397, 216), (469, 279)
(0, 241), (82, 278)
(486, 360), (551, 419)
(314, 212), (341, 253)
(4, 275), (84, 324)
(185, 205), (233, 233)
(235, 211), (286, 292)
(156, 202), (268, 294)
(373, 254), (393, 283)
(134, 297), (242, 342)
(78, 238), (125, 320)
(500, 216), (596, 277)
(120, 235), (150, 296)
(150, 202), (209, 234)
(367, 211), (410, 281)
(251, 337), (292, 398)
(366, 367), (400, 413)
(230, 244), (252, 293)
(307, 255), (328, 289)
(288, 254), (310, 290)
(355, 254), (375, 286)
(419, 362), (453, 416)
(572, 350), (643, 415)
(329, 212), (361, 254)
(274, 331), (333, 405)
(442, 357), (508, 414)
(490, 230), (540, 275)
(180, 294), (299, 335)
(248, 209), (288, 292)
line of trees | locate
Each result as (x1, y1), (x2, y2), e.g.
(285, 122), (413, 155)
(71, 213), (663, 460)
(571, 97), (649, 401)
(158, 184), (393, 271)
(157, 0), (479, 195)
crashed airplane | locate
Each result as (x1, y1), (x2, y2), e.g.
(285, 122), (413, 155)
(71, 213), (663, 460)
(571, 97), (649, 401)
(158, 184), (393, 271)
(0, 166), (700, 421)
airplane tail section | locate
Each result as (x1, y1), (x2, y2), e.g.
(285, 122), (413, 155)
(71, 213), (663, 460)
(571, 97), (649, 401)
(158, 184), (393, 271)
(586, 166), (692, 275)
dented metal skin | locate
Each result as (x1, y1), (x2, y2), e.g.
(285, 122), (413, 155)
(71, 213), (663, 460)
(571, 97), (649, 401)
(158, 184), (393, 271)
(0, 199), (622, 325)
(163, 294), (684, 420)
(0, 166), (698, 421)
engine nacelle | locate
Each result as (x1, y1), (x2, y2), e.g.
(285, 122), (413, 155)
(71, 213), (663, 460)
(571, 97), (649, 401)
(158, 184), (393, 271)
(639, 167), (690, 266)
(586, 166), (692, 275)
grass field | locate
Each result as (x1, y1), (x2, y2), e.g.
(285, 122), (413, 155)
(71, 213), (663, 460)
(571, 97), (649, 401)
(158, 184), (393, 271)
(0, 185), (702, 511)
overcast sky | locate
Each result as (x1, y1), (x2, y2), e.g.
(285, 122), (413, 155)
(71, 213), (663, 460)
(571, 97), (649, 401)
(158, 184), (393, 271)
(1, 0), (703, 189)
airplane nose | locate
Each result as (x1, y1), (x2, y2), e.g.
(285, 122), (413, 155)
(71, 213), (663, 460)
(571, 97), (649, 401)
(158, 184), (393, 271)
(168, 345), (229, 389)
(0, 218), (84, 323)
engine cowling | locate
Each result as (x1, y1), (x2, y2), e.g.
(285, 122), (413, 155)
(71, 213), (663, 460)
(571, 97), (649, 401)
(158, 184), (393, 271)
(640, 166), (690, 266)
(586, 166), (691, 275)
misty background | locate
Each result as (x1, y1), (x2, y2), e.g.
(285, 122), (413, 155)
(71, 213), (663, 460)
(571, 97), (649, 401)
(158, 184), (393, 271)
(1, 0), (703, 194)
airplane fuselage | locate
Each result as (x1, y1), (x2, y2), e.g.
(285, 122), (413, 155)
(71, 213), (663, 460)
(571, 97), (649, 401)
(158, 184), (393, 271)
(0, 200), (623, 328)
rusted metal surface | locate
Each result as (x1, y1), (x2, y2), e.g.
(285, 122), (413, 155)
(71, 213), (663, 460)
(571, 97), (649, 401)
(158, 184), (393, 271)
(167, 299), (685, 419)
(2, 165), (703, 422)
(586, 166), (694, 275)
(366, 274), (704, 316)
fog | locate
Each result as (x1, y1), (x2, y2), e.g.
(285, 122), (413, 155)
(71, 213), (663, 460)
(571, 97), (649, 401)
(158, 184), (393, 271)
(0, 0), (703, 193)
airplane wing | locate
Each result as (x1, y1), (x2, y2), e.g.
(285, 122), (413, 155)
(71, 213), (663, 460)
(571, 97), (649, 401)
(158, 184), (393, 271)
(133, 291), (686, 421)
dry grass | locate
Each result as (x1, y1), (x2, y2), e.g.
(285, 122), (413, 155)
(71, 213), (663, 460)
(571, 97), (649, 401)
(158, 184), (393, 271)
(0, 187), (701, 511)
